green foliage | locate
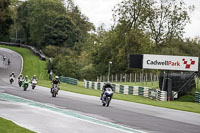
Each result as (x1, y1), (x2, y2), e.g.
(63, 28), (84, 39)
(7, 0), (200, 83)
(113, 0), (193, 46)
(0, 0), (13, 41)
(53, 54), (79, 78)
(17, 0), (67, 46)
(16, 0), (93, 48)
(42, 15), (79, 47)
(79, 64), (96, 80)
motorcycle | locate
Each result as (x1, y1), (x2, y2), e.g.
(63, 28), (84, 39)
(31, 79), (37, 89)
(101, 88), (113, 107)
(51, 84), (59, 97)
(23, 80), (29, 91)
(18, 78), (23, 87)
(9, 76), (14, 84)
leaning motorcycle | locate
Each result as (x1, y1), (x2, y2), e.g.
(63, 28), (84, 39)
(51, 84), (59, 97)
(101, 88), (113, 107)
(9, 76), (14, 84)
(23, 80), (29, 91)
(31, 79), (37, 89)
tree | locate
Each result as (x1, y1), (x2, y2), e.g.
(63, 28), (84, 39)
(113, 0), (154, 33)
(0, 0), (13, 41)
(17, 0), (67, 46)
(147, 0), (194, 46)
(113, 0), (194, 46)
(42, 15), (80, 47)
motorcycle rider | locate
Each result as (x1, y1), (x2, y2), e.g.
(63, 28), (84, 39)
(10, 72), (15, 78)
(23, 75), (29, 87)
(32, 75), (38, 82)
(51, 76), (60, 93)
(7, 59), (11, 65)
(3, 54), (6, 61)
(100, 82), (113, 100)
(18, 74), (24, 86)
(18, 74), (24, 81)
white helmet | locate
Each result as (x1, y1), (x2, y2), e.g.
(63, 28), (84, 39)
(55, 76), (59, 79)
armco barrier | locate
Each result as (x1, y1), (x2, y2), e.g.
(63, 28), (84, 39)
(83, 80), (168, 101)
(59, 76), (77, 85)
(0, 41), (47, 60)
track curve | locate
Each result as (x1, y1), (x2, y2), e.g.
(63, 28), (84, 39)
(0, 47), (200, 133)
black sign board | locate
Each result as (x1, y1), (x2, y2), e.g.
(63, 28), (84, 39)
(129, 54), (143, 68)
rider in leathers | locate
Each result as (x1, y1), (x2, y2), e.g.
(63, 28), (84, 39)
(51, 76), (60, 93)
(100, 82), (113, 100)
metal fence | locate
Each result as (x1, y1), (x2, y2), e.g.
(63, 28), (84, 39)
(97, 73), (159, 83)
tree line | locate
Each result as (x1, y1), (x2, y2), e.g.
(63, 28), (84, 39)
(1, 0), (200, 80)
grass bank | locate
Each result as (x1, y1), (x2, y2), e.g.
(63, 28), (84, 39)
(0, 117), (35, 133)
(1, 45), (200, 113)
(0, 45), (48, 80)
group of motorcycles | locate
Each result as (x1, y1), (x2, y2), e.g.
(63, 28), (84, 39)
(10, 74), (113, 106)
(9, 76), (37, 91)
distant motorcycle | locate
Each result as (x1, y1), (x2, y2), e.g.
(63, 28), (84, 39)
(101, 88), (113, 107)
(51, 84), (59, 97)
(31, 79), (37, 89)
(18, 78), (23, 87)
(9, 76), (14, 84)
(23, 80), (29, 91)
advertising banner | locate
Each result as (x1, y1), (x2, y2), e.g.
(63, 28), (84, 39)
(143, 54), (199, 71)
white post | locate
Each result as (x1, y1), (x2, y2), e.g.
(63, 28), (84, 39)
(135, 73), (137, 83)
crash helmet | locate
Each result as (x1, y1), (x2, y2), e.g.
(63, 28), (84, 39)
(55, 76), (59, 79)
(33, 75), (36, 77)
(104, 82), (112, 88)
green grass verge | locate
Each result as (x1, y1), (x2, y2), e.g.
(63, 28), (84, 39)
(1, 45), (200, 114)
(0, 45), (48, 80)
(0, 117), (35, 133)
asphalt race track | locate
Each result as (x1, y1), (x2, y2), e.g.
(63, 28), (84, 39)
(0, 47), (200, 133)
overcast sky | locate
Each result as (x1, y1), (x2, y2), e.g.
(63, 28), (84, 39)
(73, 0), (200, 38)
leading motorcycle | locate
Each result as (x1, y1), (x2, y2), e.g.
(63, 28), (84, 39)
(101, 88), (113, 107)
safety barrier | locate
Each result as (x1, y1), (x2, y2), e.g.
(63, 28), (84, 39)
(0, 41), (46, 60)
(83, 80), (168, 101)
(194, 91), (200, 103)
(59, 76), (78, 85)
